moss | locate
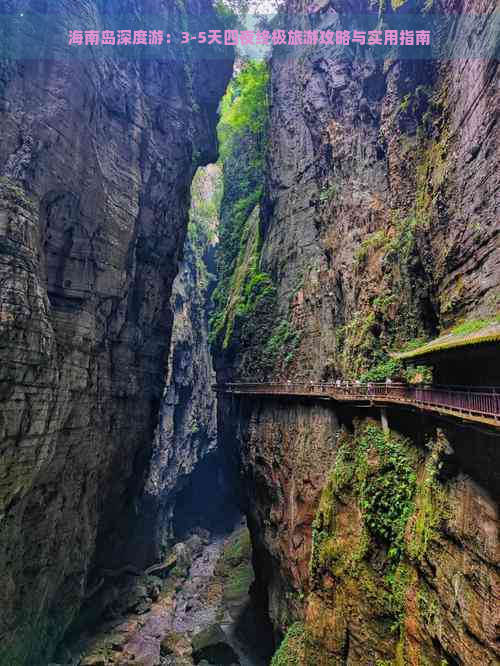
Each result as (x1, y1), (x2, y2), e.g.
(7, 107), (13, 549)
(385, 562), (414, 632)
(417, 585), (441, 632)
(355, 561), (393, 614)
(357, 426), (417, 562)
(187, 166), (221, 293)
(271, 623), (307, 666)
(304, 421), (461, 664)
(318, 183), (338, 203)
(210, 62), (270, 360)
(311, 424), (417, 592)
(400, 336), (430, 352)
(304, 424), (456, 665)
(373, 292), (396, 314)
(0, 176), (37, 213)
(224, 562), (254, 602)
(264, 319), (301, 366)
(355, 229), (388, 265)
(339, 209), (432, 373)
(337, 310), (379, 379)
(214, 528), (255, 603)
(341, 209), (434, 377)
(449, 314), (500, 336)
(408, 434), (450, 562)
(218, 61), (269, 162)
(395, 314), (500, 360)
(216, 527), (252, 575)
(210, 204), (274, 350)
(415, 123), (449, 225)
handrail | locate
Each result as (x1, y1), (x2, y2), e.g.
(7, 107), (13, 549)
(214, 382), (500, 427)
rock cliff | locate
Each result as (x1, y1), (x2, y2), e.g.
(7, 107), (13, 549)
(223, 399), (499, 665)
(214, 0), (499, 664)
(215, 0), (499, 382)
(138, 164), (239, 562)
(0, 2), (232, 663)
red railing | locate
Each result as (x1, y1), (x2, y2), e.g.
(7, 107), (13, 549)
(215, 382), (500, 426)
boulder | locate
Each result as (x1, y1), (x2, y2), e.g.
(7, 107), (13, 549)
(160, 630), (193, 659)
(191, 624), (239, 665)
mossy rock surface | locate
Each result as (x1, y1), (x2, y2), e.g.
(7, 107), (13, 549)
(160, 629), (193, 659)
(191, 623), (239, 665)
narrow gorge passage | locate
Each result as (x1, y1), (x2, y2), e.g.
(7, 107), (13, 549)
(54, 164), (274, 666)
(0, 1), (499, 666)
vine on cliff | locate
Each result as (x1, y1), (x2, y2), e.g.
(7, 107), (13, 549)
(310, 424), (417, 582)
(306, 422), (452, 665)
(210, 60), (279, 374)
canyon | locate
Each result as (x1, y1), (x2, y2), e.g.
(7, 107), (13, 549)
(0, 0), (499, 665)
(0, 1), (232, 662)
(213, 0), (499, 664)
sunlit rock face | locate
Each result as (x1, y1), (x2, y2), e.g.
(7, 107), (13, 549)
(137, 164), (240, 561)
(215, 0), (499, 664)
(0, 2), (232, 662)
(218, 0), (498, 382)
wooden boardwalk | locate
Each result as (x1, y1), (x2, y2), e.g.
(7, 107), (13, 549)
(216, 382), (500, 429)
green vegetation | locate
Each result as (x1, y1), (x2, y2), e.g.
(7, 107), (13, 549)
(359, 351), (433, 384)
(408, 433), (450, 562)
(385, 215), (422, 264)
(187, 166), (222, 292)
(217, 527), (252, 572)
(0, 176), (37, 213)
(210, 58), (300, 374)
(210, 205), (276, 351)
(210, 61), (271, 358)
(395, 313), (500, 360)
(215, 528), (255, 604)
(359, 357), (403, 382)
(308, 422), (451, 655)
(218, 60), (269, 164)
(400, 336), (430, 352)
(214, 0), (249, 18)
(271, 623), (306, 666)
(224, 562), (254, 602)
(311, 424), (417, 583)
(318, 183), (338, 203)
(385, 562), (414, 631)
(344, 211), (437, 378)
(188, 169), (222, 244)
(265, 319), (301, 366)
(449, 313), (500, 336)
(356, 426), (417, 561)
(355, 230), (387, 265)
(404, 364), (433, 384)
(397, 86), (433, 118)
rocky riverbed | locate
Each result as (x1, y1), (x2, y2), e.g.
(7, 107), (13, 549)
(58, 525), (272, 666)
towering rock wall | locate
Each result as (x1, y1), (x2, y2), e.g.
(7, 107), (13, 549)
(216, 0), (498, 382)
(215, 1), (499, 663)
(0, 2), (232, 663)
(223, 398), (499, 665)
(139, 164), (238, 560)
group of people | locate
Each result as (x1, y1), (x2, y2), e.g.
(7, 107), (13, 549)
(283, 378), (396, 389)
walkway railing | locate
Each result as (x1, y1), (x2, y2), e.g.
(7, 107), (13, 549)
(215, 382), (500, 428)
